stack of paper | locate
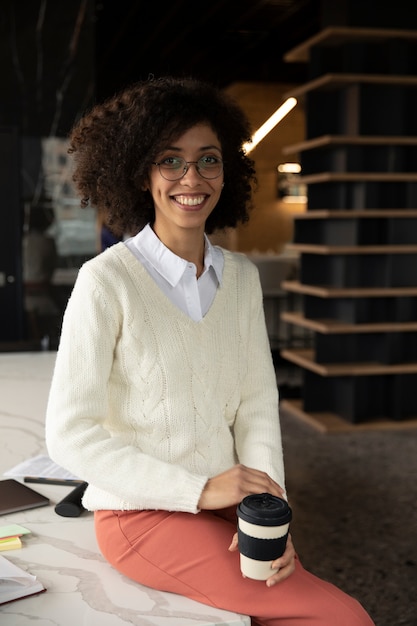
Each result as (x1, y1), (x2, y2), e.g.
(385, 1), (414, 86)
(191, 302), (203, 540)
(0, 554), (46, 605)
(0, 524), (31, 552)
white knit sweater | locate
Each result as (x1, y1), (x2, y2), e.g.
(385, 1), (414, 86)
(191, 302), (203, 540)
(45, 243), (285, 513)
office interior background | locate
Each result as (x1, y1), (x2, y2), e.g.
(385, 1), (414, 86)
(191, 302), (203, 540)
(1, 0), (315, 346)
(3, 0), (417, 423)
(1, 2), (417, 623)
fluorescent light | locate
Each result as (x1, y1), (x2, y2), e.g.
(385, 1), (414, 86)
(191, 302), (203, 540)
(277, 162), (301, 174)
(243, 97), (297, 154)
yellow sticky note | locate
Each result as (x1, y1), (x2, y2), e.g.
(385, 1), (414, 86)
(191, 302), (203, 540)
(0, 536), (22, 551)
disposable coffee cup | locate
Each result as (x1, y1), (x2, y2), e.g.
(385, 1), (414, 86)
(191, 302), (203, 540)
(237, 493), (292, 580)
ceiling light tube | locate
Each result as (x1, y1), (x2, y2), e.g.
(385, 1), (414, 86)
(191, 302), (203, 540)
(243, 97), (297, 154)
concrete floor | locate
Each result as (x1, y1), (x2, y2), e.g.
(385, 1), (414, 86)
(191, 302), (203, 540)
(278, 392), (417, 626)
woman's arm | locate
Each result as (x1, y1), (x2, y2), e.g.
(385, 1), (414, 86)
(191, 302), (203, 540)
(232, 259), (286, 491)
(45, 258), (207, 513)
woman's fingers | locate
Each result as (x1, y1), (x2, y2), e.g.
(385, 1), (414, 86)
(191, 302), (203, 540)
(266, 534), (296, 587)
(198, 464), (285, 510)
(228, 532), (238, 551)
(237, 465), (285, 498)
(230, 531), (296, 586)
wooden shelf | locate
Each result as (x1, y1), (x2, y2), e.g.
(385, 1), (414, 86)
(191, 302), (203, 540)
(282, 280), (417, 298)
(284, 26), (417, 63)
(280, 399), (417, 433)
(291, 210), (417, 219)
(284, 73), (417, 101)
(299, 172), (417, 184)
(281, 310), (417, 334)
(283, 134), (417, 155)
(286, 243), (417, 254)
(280, 348), (417, 376)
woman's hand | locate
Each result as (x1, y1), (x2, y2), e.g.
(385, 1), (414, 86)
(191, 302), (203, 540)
(228, 532), (296, 586)
(265, 533), (296, 586)
(197, 464), (285, 510)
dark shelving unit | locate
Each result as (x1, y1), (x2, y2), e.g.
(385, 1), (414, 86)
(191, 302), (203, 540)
(279, 26), (417, 431)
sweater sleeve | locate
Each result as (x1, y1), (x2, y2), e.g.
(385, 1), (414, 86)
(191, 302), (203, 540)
(231, 257), (286, 492)
(45, 256), (207, 513)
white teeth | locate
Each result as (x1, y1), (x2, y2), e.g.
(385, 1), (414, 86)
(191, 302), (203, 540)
(175, 195), (205, 206)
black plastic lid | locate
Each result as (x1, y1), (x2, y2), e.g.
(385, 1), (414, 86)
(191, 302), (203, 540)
(237, 493), (292, 526)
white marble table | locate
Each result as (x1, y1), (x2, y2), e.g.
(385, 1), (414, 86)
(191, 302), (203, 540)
(0, 351), (250, 626)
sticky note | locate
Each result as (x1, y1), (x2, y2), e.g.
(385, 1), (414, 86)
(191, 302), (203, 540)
(0, 536), (22, 551)
(0, 525), (31, 540)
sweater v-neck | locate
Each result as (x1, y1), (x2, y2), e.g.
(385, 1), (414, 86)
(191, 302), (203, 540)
(109, 242), (237, 330)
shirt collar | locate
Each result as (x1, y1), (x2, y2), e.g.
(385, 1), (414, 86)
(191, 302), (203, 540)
(131, 224), (223, 287)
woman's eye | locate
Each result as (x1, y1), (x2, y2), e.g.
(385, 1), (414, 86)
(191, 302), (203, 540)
(162, 157), (182, 168)
(200, 155), (220, 165)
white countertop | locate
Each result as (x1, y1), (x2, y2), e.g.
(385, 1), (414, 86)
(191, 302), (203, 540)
(0, 351), (249, 626)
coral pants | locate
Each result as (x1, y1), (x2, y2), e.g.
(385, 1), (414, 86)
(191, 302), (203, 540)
(95, 507), (375, 626)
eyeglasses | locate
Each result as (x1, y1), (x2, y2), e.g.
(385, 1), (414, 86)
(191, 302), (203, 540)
(152, 156), (224, 181)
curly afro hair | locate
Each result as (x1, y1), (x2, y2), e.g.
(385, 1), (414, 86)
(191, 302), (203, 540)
(68, 76), (257, 235)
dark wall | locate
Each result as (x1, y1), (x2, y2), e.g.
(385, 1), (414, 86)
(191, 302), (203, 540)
(0, 0), (96, 137)
(0, 127), (23, 341)
(0, 0), (96, 342)
(320, 0), (417, 30)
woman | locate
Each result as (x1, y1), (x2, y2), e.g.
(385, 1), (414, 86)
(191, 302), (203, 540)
(46, 76), (374, 626)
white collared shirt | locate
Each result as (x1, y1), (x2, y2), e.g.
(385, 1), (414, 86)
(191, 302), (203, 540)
(124, 224), (224, 321)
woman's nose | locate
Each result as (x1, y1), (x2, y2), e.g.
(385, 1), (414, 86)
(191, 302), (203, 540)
(180, 162), (202, 183)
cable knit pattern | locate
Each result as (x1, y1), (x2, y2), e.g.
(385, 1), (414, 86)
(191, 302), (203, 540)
(45, 243), (284, 513)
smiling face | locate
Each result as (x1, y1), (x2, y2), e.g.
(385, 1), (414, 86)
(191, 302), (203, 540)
(148, 123), (224, 245)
